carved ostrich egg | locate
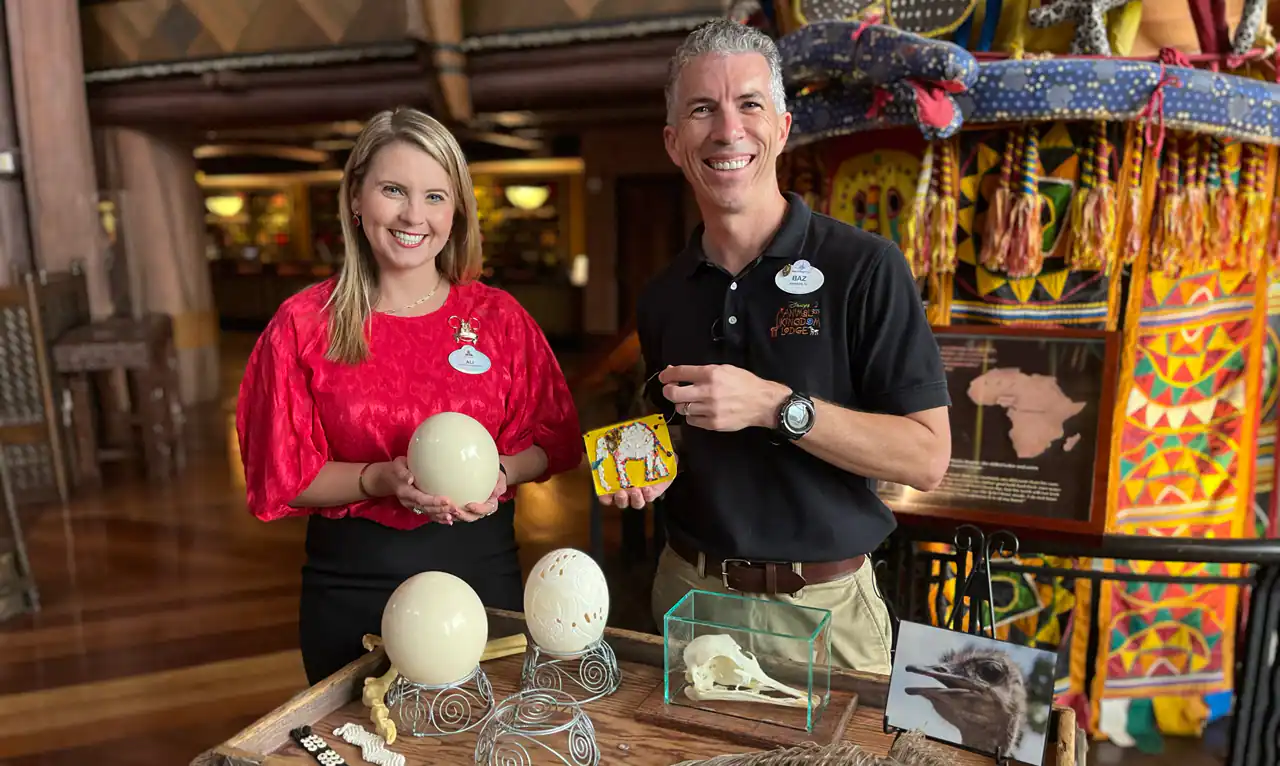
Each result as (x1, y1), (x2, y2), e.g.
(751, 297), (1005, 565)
(381, 571), (488, 686)
(406, 412), (499, 508)
(524, 548), (610, 655)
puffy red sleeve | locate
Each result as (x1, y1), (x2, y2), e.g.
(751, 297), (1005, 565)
(496, 302), (584, 487)
(235, 308), (331, 522)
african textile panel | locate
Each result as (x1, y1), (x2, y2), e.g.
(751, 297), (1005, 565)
(947, 122), (1118, 329)
(779, 123), (1121, 328)
(1094, 262), (1268, 716)
(1255, 276), (1280, 538)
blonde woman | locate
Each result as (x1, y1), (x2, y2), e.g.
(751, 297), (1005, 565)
(236, 107), (583, 684)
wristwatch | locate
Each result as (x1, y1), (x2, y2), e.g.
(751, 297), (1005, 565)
(776, 391), (815, 441)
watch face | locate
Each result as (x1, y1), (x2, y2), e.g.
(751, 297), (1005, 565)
(784, 401), (811, 431)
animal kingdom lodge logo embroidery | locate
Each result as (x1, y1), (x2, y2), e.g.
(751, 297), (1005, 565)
(771, 301), (821, 338)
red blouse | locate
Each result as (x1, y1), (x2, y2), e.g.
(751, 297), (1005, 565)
(236, 277), (583, 529)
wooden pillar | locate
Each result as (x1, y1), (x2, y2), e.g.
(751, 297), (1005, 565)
(5, 0), (110, 317)
(0, 8), (33, 287)
(104, 127), (220, 405)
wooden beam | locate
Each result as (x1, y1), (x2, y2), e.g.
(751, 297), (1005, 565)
(84, 35), (686, 131)
(87, 64), (438, 130)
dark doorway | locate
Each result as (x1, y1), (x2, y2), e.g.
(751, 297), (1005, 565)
(615, 175), (689, 328)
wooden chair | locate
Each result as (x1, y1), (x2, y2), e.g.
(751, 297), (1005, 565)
(0, 446), (40, 621)
(51, 313), (184, 485)
(0, 269), (86, 507)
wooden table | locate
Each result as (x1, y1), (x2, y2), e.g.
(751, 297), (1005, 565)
(195, 609), (1079, 766)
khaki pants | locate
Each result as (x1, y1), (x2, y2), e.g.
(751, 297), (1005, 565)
(650, 544), (893, 676)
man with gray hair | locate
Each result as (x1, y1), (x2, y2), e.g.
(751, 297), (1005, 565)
(600, 19), (952, 675)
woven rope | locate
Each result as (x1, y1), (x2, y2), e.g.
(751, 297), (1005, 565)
(669, 741), (904, 766)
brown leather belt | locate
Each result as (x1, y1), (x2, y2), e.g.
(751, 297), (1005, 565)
(669, 536), (865, 596)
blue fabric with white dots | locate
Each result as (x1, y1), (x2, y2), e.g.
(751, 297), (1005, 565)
(782, 24), (1280, 147)
(778, 20), (979, 90)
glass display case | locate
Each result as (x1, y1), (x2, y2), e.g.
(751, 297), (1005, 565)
(663, 589), (833, 733)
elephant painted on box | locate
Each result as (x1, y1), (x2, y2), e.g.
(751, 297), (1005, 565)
(589, 421), (673, 493)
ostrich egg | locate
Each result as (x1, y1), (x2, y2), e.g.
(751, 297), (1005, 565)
(406, 412), (499, 508)
(381, 571), (489, 686)
(524, 548), (610, 655)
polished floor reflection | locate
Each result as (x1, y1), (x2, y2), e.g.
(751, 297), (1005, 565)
(0, 332), (1225, 764)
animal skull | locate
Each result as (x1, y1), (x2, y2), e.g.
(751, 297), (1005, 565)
(682, 634), (814, 708)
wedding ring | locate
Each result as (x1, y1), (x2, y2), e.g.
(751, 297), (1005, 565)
(682, 402), (692, 416)
(411, 506), (425, 515)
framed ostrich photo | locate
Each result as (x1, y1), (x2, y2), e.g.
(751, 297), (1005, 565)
(583, 413), (678, 496)
(884, 621), (1057, 766)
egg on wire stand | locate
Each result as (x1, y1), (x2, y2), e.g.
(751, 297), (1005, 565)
(406, 412), (500, 509)
(524, 548), (610, 656)
(381, 571), (489, 687)
(520, 548), (621, 704)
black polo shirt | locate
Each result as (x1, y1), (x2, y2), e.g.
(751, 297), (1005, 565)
(635, 192), (950, 563)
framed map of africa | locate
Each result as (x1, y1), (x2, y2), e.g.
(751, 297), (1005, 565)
(880, 325), (1119, 538)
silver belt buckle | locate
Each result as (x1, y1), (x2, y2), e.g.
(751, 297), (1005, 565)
(720, 558), (753, 591)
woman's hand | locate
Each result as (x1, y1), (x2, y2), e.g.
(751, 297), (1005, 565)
(371, 457), (457, 524)
(456, 462), (509, 522)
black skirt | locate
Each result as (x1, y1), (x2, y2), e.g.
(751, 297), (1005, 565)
(297, 499), (522, 685)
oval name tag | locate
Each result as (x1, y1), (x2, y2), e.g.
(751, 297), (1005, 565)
(776, 259), (825, 295)
(448, 344), (492, 375)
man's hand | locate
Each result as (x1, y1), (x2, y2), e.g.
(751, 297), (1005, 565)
(660, 364), (790, 432)
(599, 480), (672, 510)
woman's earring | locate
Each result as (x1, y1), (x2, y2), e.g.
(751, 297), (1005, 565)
(352, 213), (362, 226)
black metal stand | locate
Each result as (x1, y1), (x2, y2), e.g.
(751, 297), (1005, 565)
(885, 524), (1021, 765)
(1226, 562), (1280, 766)
(945, 524), (1020, 640)
(886, 523), (1280, 762)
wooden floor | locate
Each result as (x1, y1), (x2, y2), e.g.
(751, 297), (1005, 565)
(0, 332), (1227, 764)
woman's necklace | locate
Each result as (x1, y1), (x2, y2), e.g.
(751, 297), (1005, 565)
(380, 278), (443, 315)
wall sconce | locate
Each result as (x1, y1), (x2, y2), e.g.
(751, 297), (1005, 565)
(205, 194), (245, 218)
(570, 254), (589, 287)
(504, 184), (550, 211)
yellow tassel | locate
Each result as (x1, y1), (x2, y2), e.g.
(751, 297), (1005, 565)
(1080, 183), (1117, 271)
(901, 143), (935, 277)
(980, 131), (1021, 272)
(929, 140), (958, 275)
(1183, 141), (1206, 271)
(1237, 144), (1268, 272)
(1122, 182), (1143, 265)
(1070, 123), (1118, 272)
(1067, 185), (1092, 268)
(981, 186), (1012, 271)
(1240, 190), (1269, 272)
(900, 204), (920, 276)
(1184, 186), (1207, 271)
(1220, 184), (1240, 266)
(931, 195), (958, 275)
(1006, 126), (1043, 278)
(1158, 193), (1185, 276)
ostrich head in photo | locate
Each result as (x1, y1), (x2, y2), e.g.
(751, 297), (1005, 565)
(904, 644), (1028, 756)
